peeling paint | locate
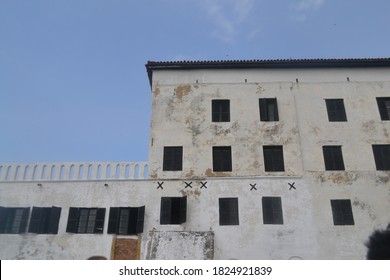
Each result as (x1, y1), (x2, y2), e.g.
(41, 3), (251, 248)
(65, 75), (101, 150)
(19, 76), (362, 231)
(175, 85), (192, 99)
(319, 172), (358, 185)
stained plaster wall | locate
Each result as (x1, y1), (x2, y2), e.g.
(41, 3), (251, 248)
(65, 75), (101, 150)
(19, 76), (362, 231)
(0, 173), (388, 259)
(148, 67), (390, 179)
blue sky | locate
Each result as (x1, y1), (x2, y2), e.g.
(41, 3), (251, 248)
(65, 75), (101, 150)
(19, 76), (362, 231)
(1, 0), (389, 163)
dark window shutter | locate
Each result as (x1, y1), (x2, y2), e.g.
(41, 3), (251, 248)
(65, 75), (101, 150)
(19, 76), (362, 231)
(179, 196), (187, 224)
(262, 197), (274, 224)
(376, 98), (389, 120)
(219, 198), (229, 225)
(259, 99), (267, 121)
(373, 145), (390, 170)
(66, 207), (79, 233)
(212, 100), (230, 122)
(262, 197), (283, 224)
(0, 207), (6, 233)
(48, 206), (61, 234)
(135, 206), (145, 234)
(271, 99), (279, 121)
(326, 99), (347, 122)
(28, 207), (42, 233)
(107, 207), (119, 234)
(272, 197), (283, 224)
(94, 208), (106, 233)
(160, 198), (172, 224)
(331, 200), (354, 226)
(19, 207), (30, 233)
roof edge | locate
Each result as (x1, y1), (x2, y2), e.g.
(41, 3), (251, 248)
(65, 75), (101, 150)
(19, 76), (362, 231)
(145, 58), (390, 86)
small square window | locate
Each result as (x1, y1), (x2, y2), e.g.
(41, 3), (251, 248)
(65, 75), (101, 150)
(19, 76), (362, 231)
(213, 146), (232, 172)
(325, 99), (347, 122)
(376, 97), (390, 120)
(0, 207), (30, 234)
(330, 199), (354, 225)
(219, 198), (239, 226)
(160, 196), (187, 225)
(372, 145), (390, 170)
(212, 100), (230, 122)
(163, 146), (183, 171)
(322, 146), (345, 170)
(263, 146), (285, 172)
(66, 207), (106, 234)
(262, 197), (283, 225)
(28, 206), (61, 234)
(107, 206), (145, 235)
(259, 98), (279, 121)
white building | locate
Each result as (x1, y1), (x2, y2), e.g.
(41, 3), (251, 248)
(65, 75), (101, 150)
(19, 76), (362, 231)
(1, 58), (390, 259)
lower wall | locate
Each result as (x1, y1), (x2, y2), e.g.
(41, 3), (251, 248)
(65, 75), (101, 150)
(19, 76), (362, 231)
(0, 171), (388, 259)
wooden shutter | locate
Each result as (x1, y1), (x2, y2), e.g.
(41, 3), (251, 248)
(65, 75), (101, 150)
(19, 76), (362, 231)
(0, 207), (6, 233)
(66, 207), (79, 233)
(259, 99), (267, 121)
(19, 207), (30, 233)
(270, 98), (279, 121)
(219, 198), (230, 225)
(272, 197), (283, 224)
(108, 207), (120, 234)
(377, 98), (390, 120)
(94, 208), (106, 233)
(135, 206), (145, 234)
(331, 200), (354, 225)
(28, 207), (42, 233)
(48, 206), (61, 234)
(179, 196), (187, 224)
(160, 197), (172, 225)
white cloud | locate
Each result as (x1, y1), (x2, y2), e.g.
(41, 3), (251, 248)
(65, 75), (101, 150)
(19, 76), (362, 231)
(198, 0), (255, 43)
(291, 0), (325, 21)
(294, 0), (324, 11)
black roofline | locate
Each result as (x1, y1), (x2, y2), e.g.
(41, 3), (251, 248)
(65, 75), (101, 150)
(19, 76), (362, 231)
(145, 58), (390, 86)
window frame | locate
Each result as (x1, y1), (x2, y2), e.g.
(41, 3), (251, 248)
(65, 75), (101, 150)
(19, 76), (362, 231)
(0, 207), (30, 234)
(212, 99), (230, 122)
(372, 144), (390, 170)
(28, 206), (61, 234)
(259, 98), (279, 121)
(330, 199), (355, 226)
(262, 197), (284, 225)
(376, 97), (390, 121)
(107, 206), (145, 235)
(160, 196), (187, 225)
(163, 146), (183, 171)
(212, 146), (232, 172)
(325, 99), (347, 122)
(322, 145), (345, 171)
(219, 198), (239, 226)
(263, 145), (285, 172)
(66, 207), (106, 234)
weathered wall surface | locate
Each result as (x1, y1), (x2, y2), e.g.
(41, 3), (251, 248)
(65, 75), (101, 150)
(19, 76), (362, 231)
(148, 68), (390, 179)
(0, 173), (388, 259)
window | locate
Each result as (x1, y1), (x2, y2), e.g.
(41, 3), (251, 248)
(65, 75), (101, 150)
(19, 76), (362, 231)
(66, 207), (106, 234)
(219, 198), (239, 226)
(376, 97), (390, 120)
(372, 145), (390, 170)
(212, 100), (230, 122)
(108, 206), (145, 235)
(325, 99), (347, 122)
(28, 206), (61, 234)
(163, 146), (183, 171)
(262, 197), (284, 225)
(259, 98), (279, 121)
(0, 207), (30, 234)
(322, 146), (345, 170)
(263, 146), (285, 172)
(160, 196), (187, 225)
(213, 146), (232, 172)
(330, 199), (354, 225)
